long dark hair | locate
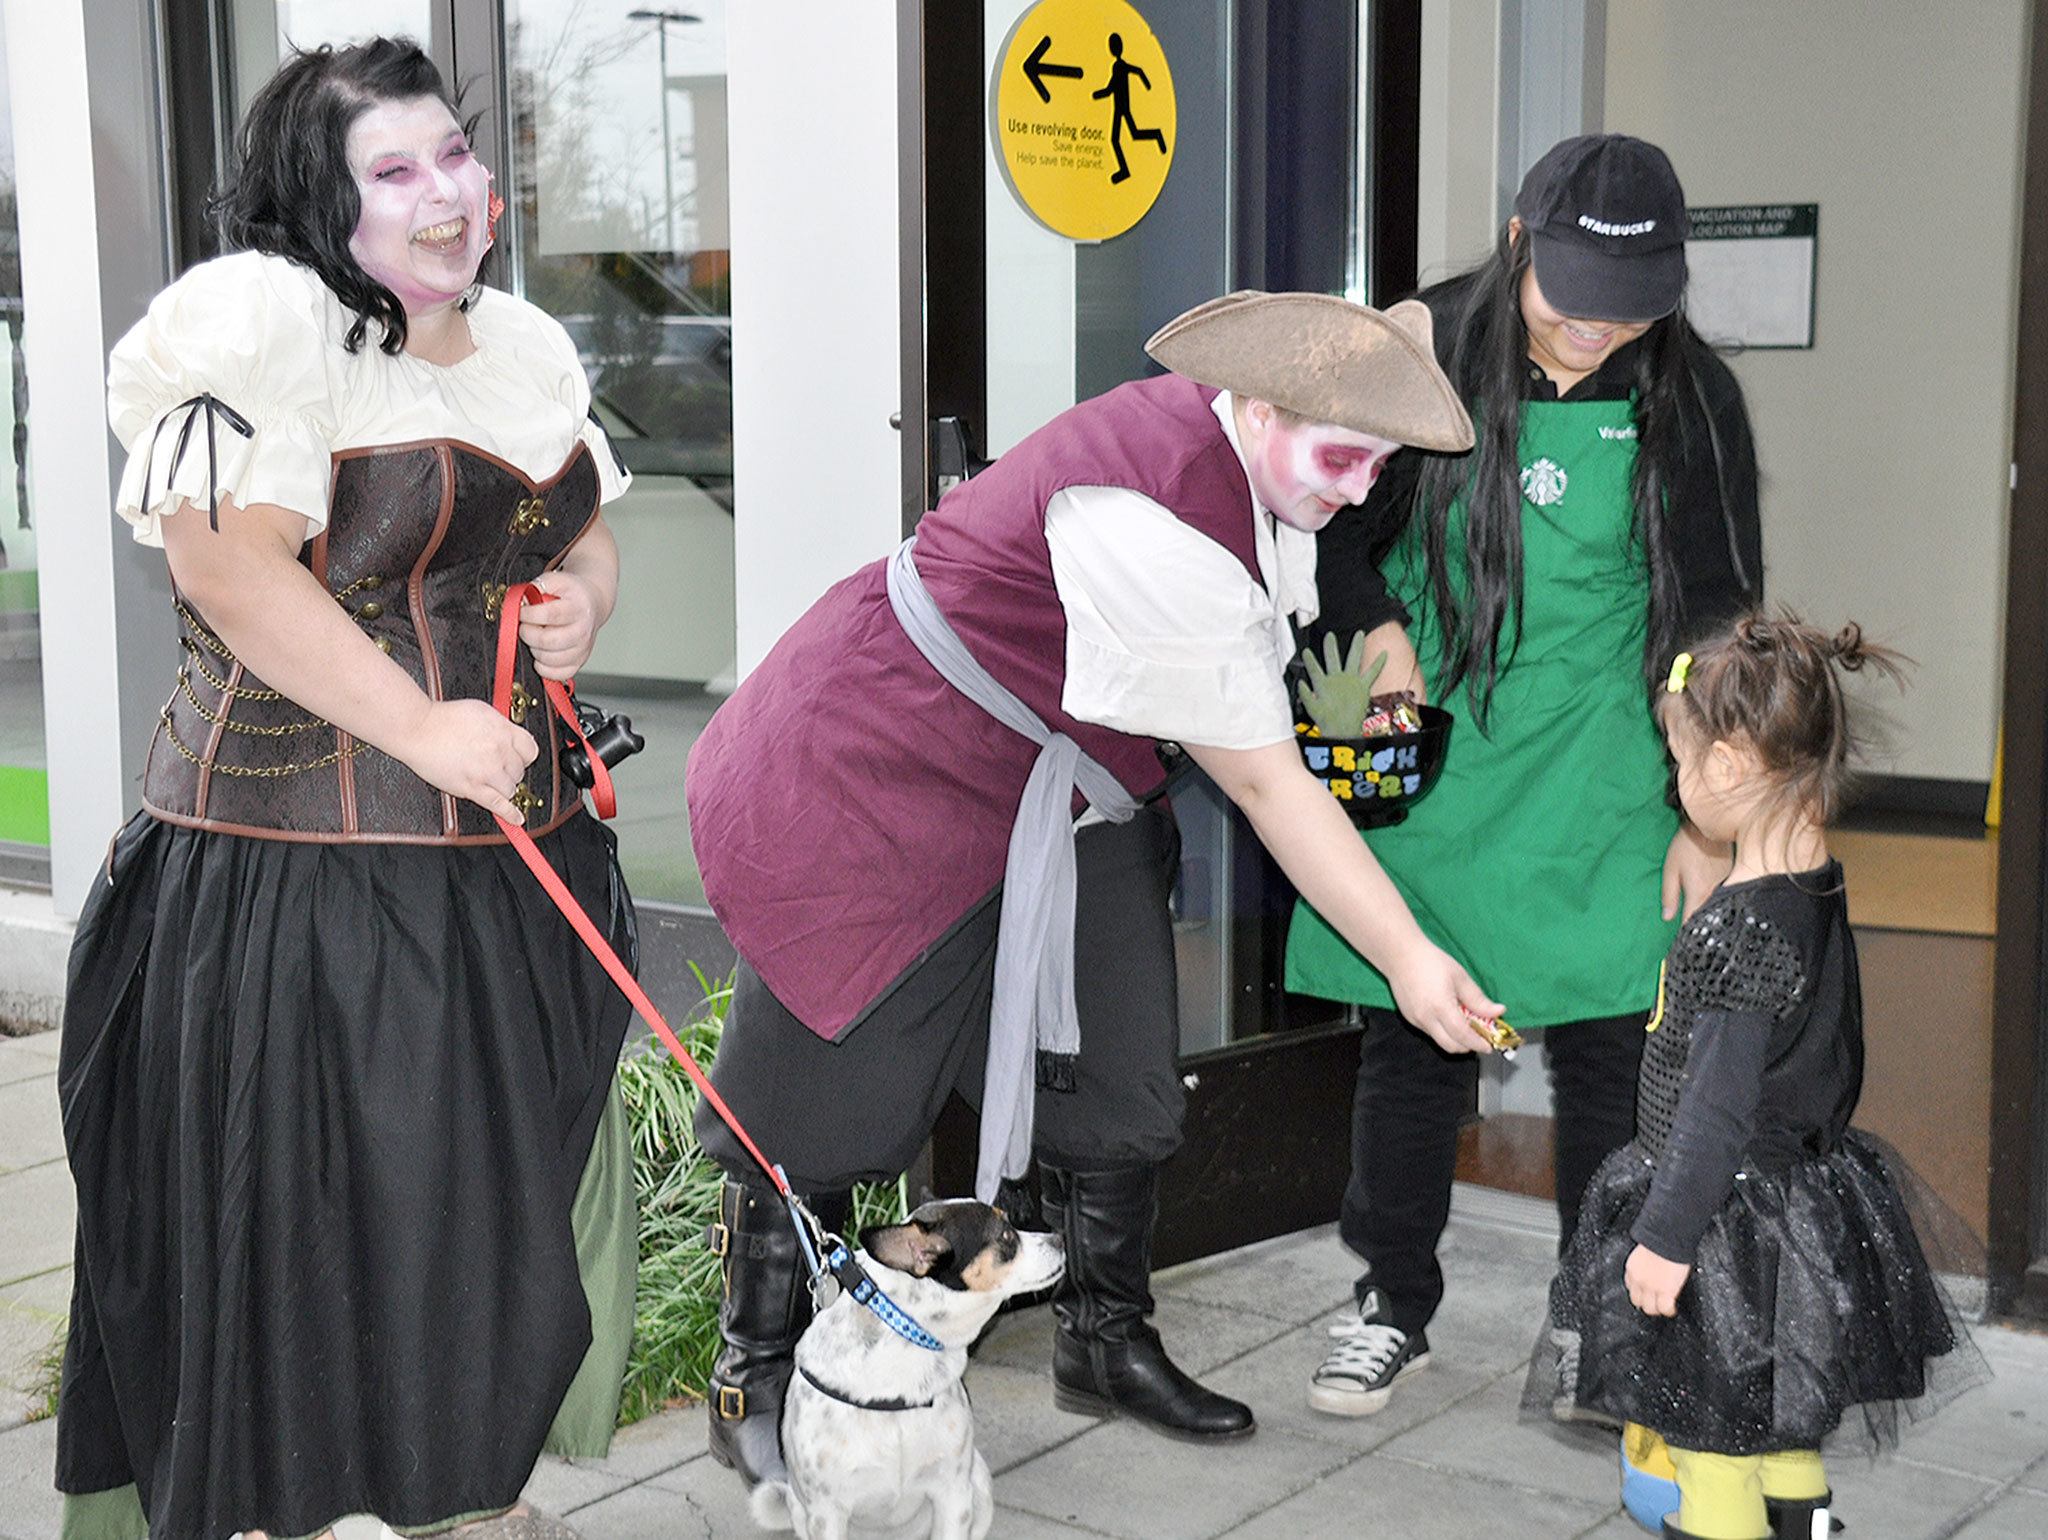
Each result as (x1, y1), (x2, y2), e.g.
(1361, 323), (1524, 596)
(1408, 224), (1739, 727)
(210, 38), (489, 355)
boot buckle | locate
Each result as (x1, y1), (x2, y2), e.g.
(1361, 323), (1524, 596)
(716, 1384), (746, 1421)
(704, 1221), (731, 1257)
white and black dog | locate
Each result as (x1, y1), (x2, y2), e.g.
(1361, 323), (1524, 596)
(750, 1198), (1066, 1540)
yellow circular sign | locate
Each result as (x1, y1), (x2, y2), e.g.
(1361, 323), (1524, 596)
(991, 0), (1177, 242)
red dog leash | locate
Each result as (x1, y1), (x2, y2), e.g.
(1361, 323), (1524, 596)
(488, 583), (791, 1199)
(488, 587), (962, 1344)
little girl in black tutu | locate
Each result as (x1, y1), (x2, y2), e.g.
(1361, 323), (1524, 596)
(1531, 613), (1984, 1540)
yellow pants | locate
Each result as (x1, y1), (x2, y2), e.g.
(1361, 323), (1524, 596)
(1667, 1441), (1828, 1538)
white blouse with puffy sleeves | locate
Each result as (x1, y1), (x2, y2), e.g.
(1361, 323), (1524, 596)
(106, 250), (630, 545)
(1043, 390), (1317, 753)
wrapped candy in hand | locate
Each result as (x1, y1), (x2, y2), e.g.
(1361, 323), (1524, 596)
(1472, 1014), (1523, 1058)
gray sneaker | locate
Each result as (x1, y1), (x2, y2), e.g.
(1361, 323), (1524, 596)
(1307, 1286), (1430, 1417)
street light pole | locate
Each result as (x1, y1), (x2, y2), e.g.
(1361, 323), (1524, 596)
(655, 21), (673, 251)
(627, 9), (702, 255)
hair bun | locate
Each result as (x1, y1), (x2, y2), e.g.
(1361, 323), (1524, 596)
(1831, 622), (1867, 671)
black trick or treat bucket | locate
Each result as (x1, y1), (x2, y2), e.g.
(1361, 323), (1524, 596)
(1295, 704), (1455, 829)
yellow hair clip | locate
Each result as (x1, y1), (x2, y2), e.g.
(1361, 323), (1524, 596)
(1665, 652), (1693, 694)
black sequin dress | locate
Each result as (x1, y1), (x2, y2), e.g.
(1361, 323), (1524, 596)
(1531, 863), (1982, 1454)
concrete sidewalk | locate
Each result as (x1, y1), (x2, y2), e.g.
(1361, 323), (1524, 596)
(3, 1022), (2046, 1538)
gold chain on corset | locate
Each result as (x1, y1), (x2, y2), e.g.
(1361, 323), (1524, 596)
(176, 669), (328, 735)
(156, 706), (365, 776)
(166, 596), (362, 773)
(179, 635), (285, 700)
(174, 599), (236, 659)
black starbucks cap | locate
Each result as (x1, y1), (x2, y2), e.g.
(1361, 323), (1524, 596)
(1514, 134), (1688, 323)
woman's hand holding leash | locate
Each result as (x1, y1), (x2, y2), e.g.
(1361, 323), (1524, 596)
(521, 570), (604, 679)
(400, 698), (539, 822)
(520, 515), (620, 680)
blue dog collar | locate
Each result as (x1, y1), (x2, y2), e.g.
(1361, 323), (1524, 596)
(822, 1241), (945, 1353)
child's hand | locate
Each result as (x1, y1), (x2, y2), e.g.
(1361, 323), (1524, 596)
(1625, 1244), (1692, 1316)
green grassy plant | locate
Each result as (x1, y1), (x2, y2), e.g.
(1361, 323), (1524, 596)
(615, 966), (906, 1425)
(24, 1324), (62, 1423)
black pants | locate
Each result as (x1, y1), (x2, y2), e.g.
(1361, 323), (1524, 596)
(696, 803), (1186, 1192)
(1340, 1007), (1646, 1335)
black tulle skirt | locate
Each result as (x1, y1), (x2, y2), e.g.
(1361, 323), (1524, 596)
(1528, 1130), (1986, 1456)
(54, 811), (635, 1540)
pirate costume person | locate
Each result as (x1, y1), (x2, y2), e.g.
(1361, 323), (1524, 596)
(54, 41), (635, 1540)
(686, 290), (1503, 1488)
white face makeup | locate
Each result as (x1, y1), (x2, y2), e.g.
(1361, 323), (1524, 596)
(1242, 403), (1400, 533)
(344, 96), (492, 318)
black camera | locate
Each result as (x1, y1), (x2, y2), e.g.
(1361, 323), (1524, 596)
(560, 698), (645, 788)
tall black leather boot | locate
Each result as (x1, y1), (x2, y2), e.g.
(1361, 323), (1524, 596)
(1039, 1161), (1255, 1441)
(703, 1179), (851, 1486)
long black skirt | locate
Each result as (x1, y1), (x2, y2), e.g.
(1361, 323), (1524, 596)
(1528, 1131), (1987, 1456)
(54, 810), (635, 1539)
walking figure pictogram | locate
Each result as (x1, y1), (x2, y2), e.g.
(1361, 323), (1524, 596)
(1092, 32), (1168, 184)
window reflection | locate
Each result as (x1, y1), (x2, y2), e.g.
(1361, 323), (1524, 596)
(509, 0), (736, 907)
(231, 1), (440, 120)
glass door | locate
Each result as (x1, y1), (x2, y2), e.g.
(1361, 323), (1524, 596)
(499, 0), (734, 910)
(0, 13), (45, 885)
(925, 0), (1386, 1262)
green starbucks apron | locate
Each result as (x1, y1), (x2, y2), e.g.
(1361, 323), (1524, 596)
(1285, 395), (1677, 1026)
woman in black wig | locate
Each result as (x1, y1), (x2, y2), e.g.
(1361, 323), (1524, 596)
(54, 38), (635, 1540)
(1287, 135), (1761, 1420)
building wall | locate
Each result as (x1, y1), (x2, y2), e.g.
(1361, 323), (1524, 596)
(1606, 0), (2028, 784)
(1417, 0), (1506, 287)
(726, 5), (902, 678)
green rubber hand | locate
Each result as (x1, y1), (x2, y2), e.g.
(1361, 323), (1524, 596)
(1297, 630), (1388, 737)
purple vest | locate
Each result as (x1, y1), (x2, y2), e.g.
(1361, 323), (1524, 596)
(686, 374), (1264, 1038)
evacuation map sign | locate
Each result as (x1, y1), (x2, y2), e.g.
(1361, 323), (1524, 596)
(992, 0), (1177, 242)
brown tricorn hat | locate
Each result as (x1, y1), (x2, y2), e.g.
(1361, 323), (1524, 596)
(1144, 292), (1475, 452)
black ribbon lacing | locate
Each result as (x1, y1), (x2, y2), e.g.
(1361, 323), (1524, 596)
(139, 393), (256, 531)
(585, 405), (629, 479)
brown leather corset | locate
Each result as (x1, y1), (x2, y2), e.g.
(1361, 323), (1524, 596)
(142, 438), (602, 843)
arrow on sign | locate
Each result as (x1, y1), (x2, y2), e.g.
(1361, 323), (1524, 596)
(1022, 35), (1084, 103)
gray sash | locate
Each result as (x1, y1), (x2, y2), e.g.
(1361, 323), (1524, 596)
(885, 538), (1139, 1200)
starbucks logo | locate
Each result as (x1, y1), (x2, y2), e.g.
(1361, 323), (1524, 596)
(1520, 457), (1568, 506)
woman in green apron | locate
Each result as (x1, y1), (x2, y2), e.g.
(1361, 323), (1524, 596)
(1287, 135), (1762, 1418)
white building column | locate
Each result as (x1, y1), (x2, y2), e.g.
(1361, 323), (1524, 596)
(6, 0), (175, 918)
(725, 2), (904, 678)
